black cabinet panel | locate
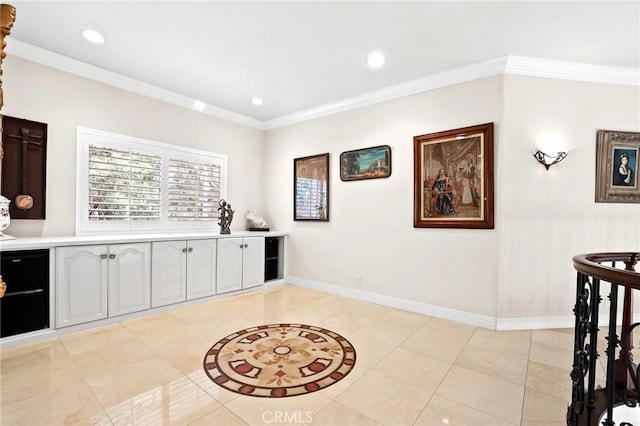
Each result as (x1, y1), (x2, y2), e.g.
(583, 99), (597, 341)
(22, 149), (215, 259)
(265, 238), (279, 259)
(265, 238), (279, 281)
(0, 249), (50, 337)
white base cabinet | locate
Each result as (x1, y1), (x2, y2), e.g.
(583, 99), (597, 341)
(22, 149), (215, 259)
(108, 243), (152, 317)
(56, 245), (107, 328)
(51, 234), (277, 330)
(186, 239), (217, 299)
(151, 239), (217, 307)
(216, 237), (265, 294)
(56, 243), (151, 328)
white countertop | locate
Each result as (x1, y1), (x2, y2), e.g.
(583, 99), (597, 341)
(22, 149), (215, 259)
(0, 230), (287, 250)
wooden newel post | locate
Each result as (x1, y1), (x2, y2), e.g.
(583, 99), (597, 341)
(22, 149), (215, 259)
(1, 3), (17, 162)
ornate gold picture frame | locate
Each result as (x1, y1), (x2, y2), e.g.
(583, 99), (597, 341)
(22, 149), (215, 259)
(413, 123), (494, 229)
(595, 129), (640, 203)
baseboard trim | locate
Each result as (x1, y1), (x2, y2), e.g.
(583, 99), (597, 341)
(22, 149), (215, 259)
(286, 276), (640, 331)
(286, 276), (497, 330)
(496, 315), (575, 331)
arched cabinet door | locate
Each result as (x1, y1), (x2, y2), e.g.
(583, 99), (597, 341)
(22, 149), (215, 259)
(108, 243), (151, 317)
(56, 245), (108, 328)
(57, 243), (151, 327)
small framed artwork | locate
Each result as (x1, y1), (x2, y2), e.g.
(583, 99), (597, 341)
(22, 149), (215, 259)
(294, 153), (329, 221)
(413, 122), (494, 229)
(339, 145), (391, 181)
(595, 129), (640, 203)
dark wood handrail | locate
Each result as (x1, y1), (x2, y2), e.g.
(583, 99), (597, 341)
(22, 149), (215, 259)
(569, 251), (640, 426)
(573, 252), (640, 289)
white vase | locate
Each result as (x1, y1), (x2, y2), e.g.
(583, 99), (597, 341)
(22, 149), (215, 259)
(0, 195), (11, 237)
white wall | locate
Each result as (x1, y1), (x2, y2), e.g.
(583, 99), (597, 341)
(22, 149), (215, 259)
(497, 75), (640, 323)
(263, 74), (640, 328)
(3, 54), (638, 329)
(263, 77), (504, 319)
(2, 56), (264, 237)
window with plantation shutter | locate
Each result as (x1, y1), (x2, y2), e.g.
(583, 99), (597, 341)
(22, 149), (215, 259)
(76, 127), (227, 235)
(88, 145), (161, 220)
(168, 158), (221, 220)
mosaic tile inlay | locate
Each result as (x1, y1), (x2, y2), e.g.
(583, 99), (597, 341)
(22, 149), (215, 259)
(203, 323), (356, 398)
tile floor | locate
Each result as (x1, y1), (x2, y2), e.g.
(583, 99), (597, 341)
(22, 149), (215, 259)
(1, 284), (580, 425)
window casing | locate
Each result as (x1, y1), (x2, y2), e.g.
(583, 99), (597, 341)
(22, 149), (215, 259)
(76, 127), (227, 235)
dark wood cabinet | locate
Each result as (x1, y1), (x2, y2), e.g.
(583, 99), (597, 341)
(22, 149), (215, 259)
(1, 115), (48, 219)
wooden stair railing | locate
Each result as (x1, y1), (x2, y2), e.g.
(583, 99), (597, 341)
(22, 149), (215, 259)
(569, 252), (640, 426)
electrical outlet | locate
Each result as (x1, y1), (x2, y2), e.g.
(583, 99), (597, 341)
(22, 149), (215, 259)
(354, 275), (361, 285)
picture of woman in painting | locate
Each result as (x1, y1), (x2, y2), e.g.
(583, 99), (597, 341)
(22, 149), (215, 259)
(613, 152), (634, 186)
(431, 168), (456, 215)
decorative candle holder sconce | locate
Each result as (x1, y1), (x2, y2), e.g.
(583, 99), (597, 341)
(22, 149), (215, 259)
(534, 150), (567, 170)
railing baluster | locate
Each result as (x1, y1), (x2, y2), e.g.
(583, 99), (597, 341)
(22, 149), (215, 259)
(570, 272), (592, 425)
(570, 252), (640, 426)
(603, 282), (619, 426)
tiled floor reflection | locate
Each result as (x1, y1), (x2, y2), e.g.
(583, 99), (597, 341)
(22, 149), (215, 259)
(1, 284), (572, 425)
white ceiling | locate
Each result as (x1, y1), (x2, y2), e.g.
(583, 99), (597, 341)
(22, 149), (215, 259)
(5, 1), (640, 123)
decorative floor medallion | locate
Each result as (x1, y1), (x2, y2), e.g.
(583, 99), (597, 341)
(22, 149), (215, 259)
(203, 323), (356, 398)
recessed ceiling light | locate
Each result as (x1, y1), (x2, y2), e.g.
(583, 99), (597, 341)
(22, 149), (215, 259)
(251, 97), (264, 106)
(193, 100), (206, 111)
(82, 29), (104, 44)
(366, 51), (386, 69)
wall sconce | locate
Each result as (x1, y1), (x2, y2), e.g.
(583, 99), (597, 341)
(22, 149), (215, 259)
(533, 150), (567, 170)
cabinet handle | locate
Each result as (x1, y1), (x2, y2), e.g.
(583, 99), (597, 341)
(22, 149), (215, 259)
(109, 254), (116, 259)
(101, 254), (108, 259)
(188, 247), (193, 252)
(182, 248), (188, 253)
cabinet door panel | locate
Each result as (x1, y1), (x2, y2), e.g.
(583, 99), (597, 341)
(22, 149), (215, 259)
(151, 241), (187, 307)
(56, 245), (107, 328)
(242, 237), (265, 289)
(216, 238), (243, 294)
(108, 243), (151, 317)
(186, 239), (217, 300)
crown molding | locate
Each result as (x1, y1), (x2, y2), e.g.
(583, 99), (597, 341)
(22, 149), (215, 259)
(264, 55), (639, 129)
(504, 55), (640, 87)
(6, 39), (638, 131)
(263, 56), (509, 130)
(5, 39), (265, 130)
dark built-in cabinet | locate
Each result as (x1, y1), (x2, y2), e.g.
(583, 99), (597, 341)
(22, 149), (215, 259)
(265, 237), (279, 281)
(0, 249), (50, 337)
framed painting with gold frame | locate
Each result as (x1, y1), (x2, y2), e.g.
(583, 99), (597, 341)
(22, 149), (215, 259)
(413, 123), (494, 229)
(595, 129), (640, 203)
(294, 153), (329, 221)
(339, 145), (391, 181)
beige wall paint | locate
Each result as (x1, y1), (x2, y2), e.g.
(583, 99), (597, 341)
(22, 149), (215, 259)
(497, 75), (640, 319)
(263, 75), (639, 322)
(263, 77), (504, 317)
(2, 56), (264, 237)
(3, 54), (639, 325)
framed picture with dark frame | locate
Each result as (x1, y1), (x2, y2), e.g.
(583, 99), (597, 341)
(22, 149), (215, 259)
(595, 129), (640, 203)
(339, 145), (391, 181)
(294, 153), (329, 221)
(413, 122), (494, 229)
